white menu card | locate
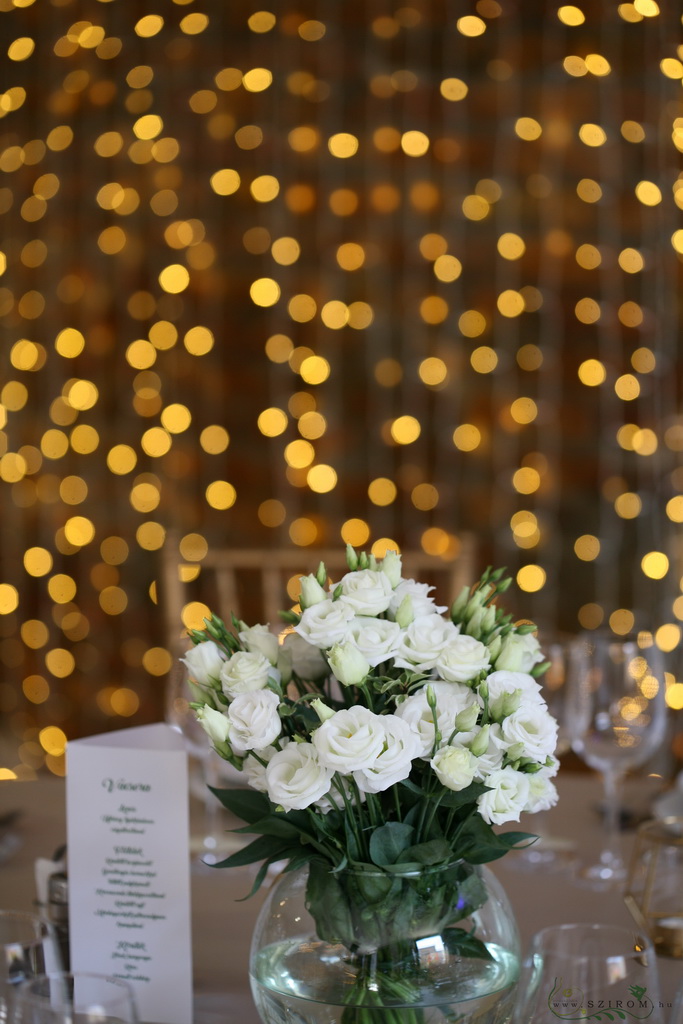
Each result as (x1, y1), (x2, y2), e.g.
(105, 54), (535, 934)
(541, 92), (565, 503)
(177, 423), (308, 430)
(66, 723), (193, 1024)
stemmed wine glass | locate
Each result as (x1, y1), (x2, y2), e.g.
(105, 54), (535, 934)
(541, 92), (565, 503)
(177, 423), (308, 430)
(508, 633), (578, 873)
(565, 631), (668, 889)
(0, 911), (62, 1024)
(511, 922), (664, 1024)
(11, 972), (138, 1024)
(165, 661), (242, 869)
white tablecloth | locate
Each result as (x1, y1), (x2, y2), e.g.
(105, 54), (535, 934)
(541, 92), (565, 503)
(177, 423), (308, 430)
(1, 772), (681, 1022)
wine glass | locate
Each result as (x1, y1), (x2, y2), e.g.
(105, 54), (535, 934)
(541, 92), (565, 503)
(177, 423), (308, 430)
(508, 633), (578, 874)
(0, 911), (62, 1024)
(565, 631), (669, 888)
(11, 972), (138, 1024)
(511, 922), (664, 1024)
(165, 660), (243, 869)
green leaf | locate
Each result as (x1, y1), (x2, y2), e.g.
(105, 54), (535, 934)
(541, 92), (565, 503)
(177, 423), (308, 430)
(438, 781), (490, 809)
(208, 786), (271, 823)
(369, 821), (415, 866)
(398, 838), (451, 866)
(213, 833), (295, 869)
(441, 926), (494, 960)
(306, 859), (355, 946)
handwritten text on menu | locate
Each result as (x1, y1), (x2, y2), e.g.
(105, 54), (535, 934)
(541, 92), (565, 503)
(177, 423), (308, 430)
(67, 723), (193, 1024)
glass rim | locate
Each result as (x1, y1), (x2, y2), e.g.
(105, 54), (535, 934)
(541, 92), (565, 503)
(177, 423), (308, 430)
(14, 971), (136, 1010)
(529, 921), (655, 957)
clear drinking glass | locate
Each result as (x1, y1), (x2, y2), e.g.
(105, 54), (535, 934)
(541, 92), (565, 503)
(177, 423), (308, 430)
(11, 972), (138, 1024)
(165, 660), (241, 868)
(0, 911), (61, 1024)
(508, 633), (578, 874)
(511, 923), (664, 1024)
(565, 631), (668, 888)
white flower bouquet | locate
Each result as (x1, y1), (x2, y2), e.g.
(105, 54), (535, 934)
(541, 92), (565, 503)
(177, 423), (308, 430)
(183, 546), (559, 1022)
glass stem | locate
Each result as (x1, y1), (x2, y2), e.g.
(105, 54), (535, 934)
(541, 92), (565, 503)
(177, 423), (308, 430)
(600, 769), (623, 870)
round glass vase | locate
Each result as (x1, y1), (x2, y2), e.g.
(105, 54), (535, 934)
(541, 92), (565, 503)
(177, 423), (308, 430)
(249, 859), (521, 1024)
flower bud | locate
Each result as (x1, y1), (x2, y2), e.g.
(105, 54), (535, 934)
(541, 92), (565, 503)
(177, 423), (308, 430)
(311, 697), (335, 723)
(395, 594), (414, 628)
(195, 705), (231, 748)
(487, 635), (502, 662)
(380, 549), (402, 588)
(299, 573), (328, 609)
(465, 606), (485, 638)
(345, 544), (359, 571)
(327, 640), (371, 687)
(468, 724), (490, 758)
(455, 703), (480, 733)
(277, 645), (293, 686)
(506, 741), (525, 763)
(481, 606), (497, 635)
(450, 585), (471, 620)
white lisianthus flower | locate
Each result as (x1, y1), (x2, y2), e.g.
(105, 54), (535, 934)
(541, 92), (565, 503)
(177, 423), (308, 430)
(281, 632), (328, 680)
(394, 681), (479, 757)
(393, 615), (461, 672)
(238, 623), (279, 666)
(312, 706), (386, 772)
(220, 650), (272, 699)
(525, 774), (559, 814)
(348, 617), (402, 668)
(495, 632), (545, 673)
(500, 705), (559, 762)
(242, 744), (283, 792)
(335, 569), (394, 616)
(195, 704), (231, 745)
(431, 745), (478, 792)
(315, 775), (365, 814)
(388, 579), (447, 620)
(327, 640), (371, 687)
(435, 634), (491, 684)
(353, 715), (420, 794)
(181, 640), (227, 685)
(477, 766), (531, 825)
(484, 669), (546, 717)
(379, 550), (402, 588)
(294, 599), (355, 649)
(266, 742), (333, 812)
(227, 689), (282, 753)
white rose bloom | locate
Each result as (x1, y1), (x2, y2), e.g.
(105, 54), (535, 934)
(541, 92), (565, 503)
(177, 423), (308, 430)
(484, 669), (546, 715)
(525, 774), (559, 814)
(238, 623), (279, 666)
(312, 706), (386, 772)
(294, 599), (355, 649)
(500, 705), (559, 762)
(395, 681), (479, 757)
(195, 704), (231, 745)
(496, 632), (545, 673)
(477, 766), (531, 825)
(470, 724), (506, 780)
(435, 635), (491, 684)
(266, 742), (333, 812)
(281, 632), (329, 680)
(388, 579), (448, 620)
(348, 617), (402, 668)
(393, 615), (460, 672)
(220, 650), (272, 699)
(354, 715), (420, 794)
(431, 745), (478, 792)
(336, 569), (394, 616)
(227, 689), (282, 753)
(181, 640), (227, 685)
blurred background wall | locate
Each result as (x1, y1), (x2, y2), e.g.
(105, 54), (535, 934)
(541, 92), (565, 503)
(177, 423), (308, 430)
(0, 0), (682, 778)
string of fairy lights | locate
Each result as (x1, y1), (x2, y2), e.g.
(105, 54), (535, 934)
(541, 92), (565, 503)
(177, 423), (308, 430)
(0, 0), (682, 780)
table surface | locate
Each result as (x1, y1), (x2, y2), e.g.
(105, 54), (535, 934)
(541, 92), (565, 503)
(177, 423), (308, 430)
(1, 770), (682, 1023)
